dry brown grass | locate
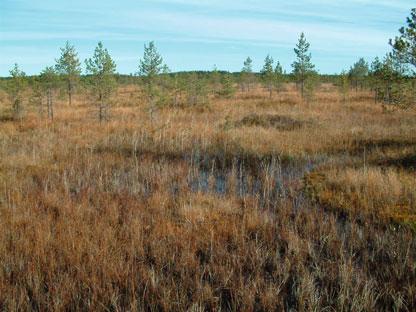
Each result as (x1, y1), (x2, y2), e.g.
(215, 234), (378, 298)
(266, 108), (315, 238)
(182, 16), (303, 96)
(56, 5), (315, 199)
(0, 83), (416, 311)
(306, 168), (416, 228)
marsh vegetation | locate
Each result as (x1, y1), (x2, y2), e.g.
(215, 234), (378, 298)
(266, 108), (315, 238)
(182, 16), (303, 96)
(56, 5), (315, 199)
(1, 10), (416, 311)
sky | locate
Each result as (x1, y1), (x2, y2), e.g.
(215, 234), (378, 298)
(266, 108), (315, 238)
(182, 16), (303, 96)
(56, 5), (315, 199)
(0, 0), (414, 76)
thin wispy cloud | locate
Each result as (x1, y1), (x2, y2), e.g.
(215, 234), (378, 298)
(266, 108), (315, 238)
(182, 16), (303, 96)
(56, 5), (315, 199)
(0, 0), (413, 75)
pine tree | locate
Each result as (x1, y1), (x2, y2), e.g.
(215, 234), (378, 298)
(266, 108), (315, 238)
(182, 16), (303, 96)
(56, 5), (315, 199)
(390, 8), (416, 107)
(7, 63), (27, 119)
(338, 71), (350, 104)
(172, 73), (187, 107)
(349, 58), (369, 91)
(138, 41), (164, 116)
(274, 61), (285, 95)
(292, 33), (315, 99)
(241, 57), (254, 92)
(219, 72), (235, 99)
(210, 65), (221, 96)
(39, 66), (59, 120)
(85, 42), (117, 122)
(139, 42), (163, 84)
(304, 72), (319, 105)
(370, 55), (404, 106)
(158, 64), (172, 106)
(243, 57), (253, 72)
(186, 73), (209, 106)
(370, 57), (383, 104)
(261, 55), (274, 99)
(30, 77), (43, 117)
(55, 41), (81, 106)
(390, 8), (416, 71)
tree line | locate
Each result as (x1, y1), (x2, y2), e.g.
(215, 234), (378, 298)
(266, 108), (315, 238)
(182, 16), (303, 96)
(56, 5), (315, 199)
(2, 8), (416, 121)
(1, 32), (317, 121)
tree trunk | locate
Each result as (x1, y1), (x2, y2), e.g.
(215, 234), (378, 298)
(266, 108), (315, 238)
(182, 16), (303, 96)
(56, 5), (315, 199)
(39, 95), (44, 118)
(13, 98), (21, 118)
(99, 93), (103, 123)
(385, 83), (391, 105)
(68, 80), (73, 106)
(149, 95), (155, 120)
(47, 89), (53, 120)
(301, 80), (305, 99)
(174, 91), (179, 107)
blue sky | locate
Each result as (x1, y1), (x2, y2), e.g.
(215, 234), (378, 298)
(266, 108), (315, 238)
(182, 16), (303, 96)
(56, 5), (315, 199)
(0, 0), (414, 76)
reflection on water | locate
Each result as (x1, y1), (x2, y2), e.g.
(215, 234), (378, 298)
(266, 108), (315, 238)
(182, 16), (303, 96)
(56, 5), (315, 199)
(185, 155), (319, 209)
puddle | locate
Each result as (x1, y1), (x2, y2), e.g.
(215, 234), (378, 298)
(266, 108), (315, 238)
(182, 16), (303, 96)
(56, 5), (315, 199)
(89, 145), (324, 209)
(184, 155), (320, 208)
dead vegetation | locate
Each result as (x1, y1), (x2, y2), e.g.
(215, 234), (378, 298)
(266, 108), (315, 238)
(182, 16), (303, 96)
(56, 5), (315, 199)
(234, 113), (306, 131)
(305, 168), (416, 228)
(0, 83), (416, 311)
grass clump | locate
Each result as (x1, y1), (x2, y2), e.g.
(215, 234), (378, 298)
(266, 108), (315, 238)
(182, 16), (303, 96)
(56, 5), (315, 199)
(234, 113), (306, 131)
(305, 167), (416, 229)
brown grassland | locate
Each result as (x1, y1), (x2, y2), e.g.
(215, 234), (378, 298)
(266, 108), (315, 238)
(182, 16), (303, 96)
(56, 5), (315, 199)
(0, 83), (415, 311)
